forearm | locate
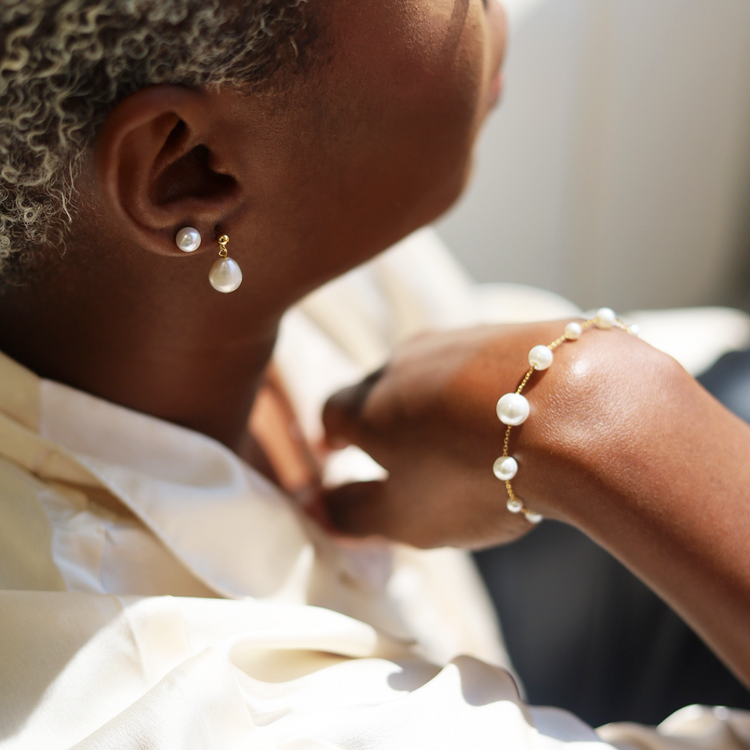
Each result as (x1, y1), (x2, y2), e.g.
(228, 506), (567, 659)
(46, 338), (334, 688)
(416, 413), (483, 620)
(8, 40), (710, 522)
(322, 320), (750, 682)
(516, 331), (750, 685)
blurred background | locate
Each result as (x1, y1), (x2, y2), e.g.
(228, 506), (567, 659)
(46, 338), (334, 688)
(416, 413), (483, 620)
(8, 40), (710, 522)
(434, 0), (750, 728)
(437, 0), (750, 312)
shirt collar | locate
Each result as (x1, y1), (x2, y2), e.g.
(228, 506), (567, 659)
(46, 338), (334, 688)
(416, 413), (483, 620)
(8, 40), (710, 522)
(0, 350), (407, 638)
(0, 350), (40, 431)
(0, 350), (325, 600)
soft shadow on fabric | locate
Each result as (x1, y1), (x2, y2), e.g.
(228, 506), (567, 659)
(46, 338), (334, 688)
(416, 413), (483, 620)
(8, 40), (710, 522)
(387, 654), (522, 708)
(0, 591), (121, 741)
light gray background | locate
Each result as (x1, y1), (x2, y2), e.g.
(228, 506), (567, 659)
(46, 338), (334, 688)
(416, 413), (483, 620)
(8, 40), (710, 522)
(436, 0), (750, 311)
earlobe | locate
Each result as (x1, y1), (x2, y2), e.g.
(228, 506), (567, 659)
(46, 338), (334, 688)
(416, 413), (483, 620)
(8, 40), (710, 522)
(94, 85), (241, 257)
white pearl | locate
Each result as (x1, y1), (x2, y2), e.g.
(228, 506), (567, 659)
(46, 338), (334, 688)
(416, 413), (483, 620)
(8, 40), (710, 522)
(595, 307), (616, 329)
(209, 257), (243, 293)
(175, 226), (201, 253)
(507, 498), (524, 514)
(529, 345), (554, 371)
(524, 510), (544, 525)
(493, 456), (518, 482)
(496, 393), (530, 426)
(565, 322), (582, 340)
(628, 324), (640, 337)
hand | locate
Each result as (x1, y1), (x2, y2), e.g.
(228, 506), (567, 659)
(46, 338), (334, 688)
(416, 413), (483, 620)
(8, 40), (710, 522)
(325, 319), (750, 686)
(321, 322), (574, 549)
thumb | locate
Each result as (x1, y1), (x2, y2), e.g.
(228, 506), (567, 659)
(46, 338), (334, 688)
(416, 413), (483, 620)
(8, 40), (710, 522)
(322, 480), (396, 539)
(322, 366), (386, 449)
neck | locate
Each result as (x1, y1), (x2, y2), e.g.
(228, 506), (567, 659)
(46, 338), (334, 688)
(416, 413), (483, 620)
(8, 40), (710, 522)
(0, 258), (280, 454)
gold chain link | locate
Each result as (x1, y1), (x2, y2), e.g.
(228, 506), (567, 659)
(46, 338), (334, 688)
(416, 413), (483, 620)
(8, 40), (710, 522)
(218, 234), (229, 259)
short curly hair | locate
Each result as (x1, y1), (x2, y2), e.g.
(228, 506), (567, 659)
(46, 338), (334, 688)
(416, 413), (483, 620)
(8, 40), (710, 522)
(0, 0), (316, 277)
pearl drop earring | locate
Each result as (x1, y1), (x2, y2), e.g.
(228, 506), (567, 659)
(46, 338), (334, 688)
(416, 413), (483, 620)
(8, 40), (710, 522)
(175, 226), (201, 253)
(209, 234), (242, 293)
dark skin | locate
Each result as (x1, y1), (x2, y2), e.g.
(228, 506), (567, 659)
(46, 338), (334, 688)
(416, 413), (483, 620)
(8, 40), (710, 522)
(0, 0), (505, 455)
(2, 0), (749, 696)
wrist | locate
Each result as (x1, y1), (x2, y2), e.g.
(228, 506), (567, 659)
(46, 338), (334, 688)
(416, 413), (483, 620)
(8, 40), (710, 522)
(501, 320), (680, 527)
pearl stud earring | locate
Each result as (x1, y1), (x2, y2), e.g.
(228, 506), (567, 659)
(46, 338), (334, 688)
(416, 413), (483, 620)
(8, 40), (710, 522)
(209, 234), (242, 293)
(175, 226), (201, 253)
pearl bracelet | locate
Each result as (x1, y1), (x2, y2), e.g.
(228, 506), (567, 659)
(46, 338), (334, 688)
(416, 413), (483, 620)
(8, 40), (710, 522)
(494, 308), (638, 525)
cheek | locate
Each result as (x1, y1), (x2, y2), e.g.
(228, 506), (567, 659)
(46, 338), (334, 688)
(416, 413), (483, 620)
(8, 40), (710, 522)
(371, 0), (486, 146)
(328, 0), (488, 224)
(259, 0), (491, 290)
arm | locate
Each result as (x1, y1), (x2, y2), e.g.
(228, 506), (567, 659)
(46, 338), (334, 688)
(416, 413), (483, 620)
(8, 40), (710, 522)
(321, 321), (750, 685)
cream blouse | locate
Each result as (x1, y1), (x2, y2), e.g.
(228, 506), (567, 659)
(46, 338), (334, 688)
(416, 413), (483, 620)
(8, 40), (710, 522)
(1, 229), (748, 749)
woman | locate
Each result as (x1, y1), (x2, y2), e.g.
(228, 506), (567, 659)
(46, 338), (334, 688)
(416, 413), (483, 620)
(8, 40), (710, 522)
(0, 0), (747, 748)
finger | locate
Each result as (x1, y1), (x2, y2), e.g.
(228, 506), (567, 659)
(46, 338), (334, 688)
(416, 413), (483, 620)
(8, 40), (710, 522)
(322, 480), (395, 539)
(322, 366), (386, 448)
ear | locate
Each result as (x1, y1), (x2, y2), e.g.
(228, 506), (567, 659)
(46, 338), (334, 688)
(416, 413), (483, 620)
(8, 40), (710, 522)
(94, 86), (243, 257)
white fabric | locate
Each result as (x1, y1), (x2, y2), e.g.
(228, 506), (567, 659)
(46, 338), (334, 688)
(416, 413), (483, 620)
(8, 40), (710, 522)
(1, 228), (749, 749)
(623, 308), (750, 378)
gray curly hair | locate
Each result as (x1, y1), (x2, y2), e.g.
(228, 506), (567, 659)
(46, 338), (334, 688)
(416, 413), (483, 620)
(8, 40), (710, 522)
(0, 0), (316, 277)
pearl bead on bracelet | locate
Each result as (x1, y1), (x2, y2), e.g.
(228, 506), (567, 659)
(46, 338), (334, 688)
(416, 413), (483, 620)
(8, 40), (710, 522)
(495, 309), (638, 524)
